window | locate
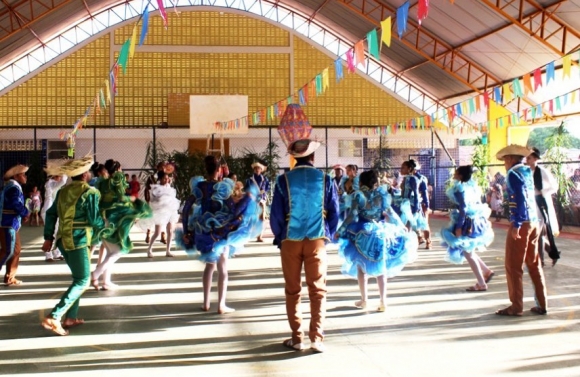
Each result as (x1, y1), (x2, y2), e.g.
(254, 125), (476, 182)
(338, 139), (363, 158)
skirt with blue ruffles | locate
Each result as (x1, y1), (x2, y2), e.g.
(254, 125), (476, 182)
(440, 204), (494, 264)
(176, 195), (262, 264)
(338, 219), (418, 278)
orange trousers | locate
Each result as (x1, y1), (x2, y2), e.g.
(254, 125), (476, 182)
(280, 238), (327, 343)
(504, 222), (547, 313)
(0, 228), (21, 283)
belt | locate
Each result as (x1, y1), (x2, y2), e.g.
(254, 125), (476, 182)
(2, 210), (16, 214)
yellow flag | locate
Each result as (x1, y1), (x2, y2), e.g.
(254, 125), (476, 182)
(380, 17), (391, 48)
(322, 68), (329, 91)
(104, 79), (111, 105)
(563, 54), (572, 78)
(129, 26), (138, 59)
(502, 83), (512, 103)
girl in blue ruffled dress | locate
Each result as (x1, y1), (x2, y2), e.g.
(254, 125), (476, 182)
(336, 170), (418, 312)
(178, 156), (262, 314)
(440, 166), (495, 292)
(393, 159), (428, 233)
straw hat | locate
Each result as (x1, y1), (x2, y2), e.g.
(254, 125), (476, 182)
(4, 164), (28, 180)
(44, 160), (67, 177)
(251, 162), (267, 172)
(332, 164), (346, 172)
(58, 156), (94, 177)
(496, 144), (532, 161)
(288, 139), (321, 158)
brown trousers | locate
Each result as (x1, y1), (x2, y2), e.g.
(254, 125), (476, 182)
(280, 238), (327, 343)
(505, 222), (547, 313)
(0, 228), (21, 283)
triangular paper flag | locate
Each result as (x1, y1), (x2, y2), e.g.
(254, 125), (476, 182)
(366, 29), (380, 59)
(380, 17), (392, 48)
(397, 1), (410, 39)
(354, 40), (366, 68)
(139, 5), (150, 46)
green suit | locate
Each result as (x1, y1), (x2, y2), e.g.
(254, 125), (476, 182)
(44, 181), (105, 320)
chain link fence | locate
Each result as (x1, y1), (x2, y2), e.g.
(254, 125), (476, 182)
(2, 126), (580, 226)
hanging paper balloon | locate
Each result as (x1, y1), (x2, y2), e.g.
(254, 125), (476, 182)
(278, 104), (312, 147)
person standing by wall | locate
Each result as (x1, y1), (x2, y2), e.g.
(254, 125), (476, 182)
(526, 147), (560, 267)
(495, 145), (547, 317)
(246, 162), (270, 242)
(0, 165), (30, 286)
(270, 139), (339, 353)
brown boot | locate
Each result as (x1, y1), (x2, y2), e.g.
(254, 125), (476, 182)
(160, 232), (166, 244)
(145, 229), (151, 244)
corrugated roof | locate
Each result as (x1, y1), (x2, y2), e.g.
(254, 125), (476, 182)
(1, 0), (579, 112)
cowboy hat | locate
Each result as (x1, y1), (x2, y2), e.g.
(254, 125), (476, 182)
(332, 164), (346, 172)
(4, 164), (28, 180)
(58, 156), (94, 177)
(251, 162), (267, 172)
(496, 144), (532, 161)
(529, 147), (541, 159)
(288, 139), (321, 158)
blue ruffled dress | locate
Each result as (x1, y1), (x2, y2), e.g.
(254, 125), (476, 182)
(392, 175), (428, 231)
(176, 177), (262, 263)
(440, 179), (494, 264)
(337, 185), (418, 278)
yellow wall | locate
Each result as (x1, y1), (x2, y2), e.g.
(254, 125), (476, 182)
(0, 11), (420, 127)
(488, 101), (532, 173)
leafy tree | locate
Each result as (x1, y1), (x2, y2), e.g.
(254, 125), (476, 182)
(542, 122), (574, 208)
(528, 125), (580, 154)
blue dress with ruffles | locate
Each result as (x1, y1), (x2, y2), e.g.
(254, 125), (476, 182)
(440, 179), (494, 264)
(176, 177), (262, 263)
(337, 185), (418, 278)
(392, 175), (428, 231)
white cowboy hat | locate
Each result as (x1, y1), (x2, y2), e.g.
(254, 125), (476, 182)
(251, 162), (267, 172)
(58, 156), (94, 177)
(288, 139), (321, 158)
(4, 164), (29, 180)
(332, 164), (346, 172)
(496, 144), (532, 161)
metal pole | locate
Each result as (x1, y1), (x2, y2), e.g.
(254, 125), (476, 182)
(269, 127), (272, 162)
(93, 127), (97, 158)
(379, 131), (382, 170)
(325, 126), (328, 170)
(33, 127), (37, 151)
(152, 126), (157, 167)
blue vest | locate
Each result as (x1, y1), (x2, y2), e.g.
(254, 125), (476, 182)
(507, 164), (538, 223)
(0, 180), (25, 231)
(285, 165), (326, 241)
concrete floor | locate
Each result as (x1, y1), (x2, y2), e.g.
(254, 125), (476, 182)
(1, 218), (580, 377)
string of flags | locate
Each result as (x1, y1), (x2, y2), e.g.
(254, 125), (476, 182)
(351, 86), (580, 137)
(214, 0), (580, 136)
(60, 0), (178, 156)
(59, 0), (580, 149)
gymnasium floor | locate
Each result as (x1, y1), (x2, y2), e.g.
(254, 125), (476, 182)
(1, 218), (580, 377)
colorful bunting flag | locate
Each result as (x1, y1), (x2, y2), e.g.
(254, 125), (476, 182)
(334, 59), (344, 82)
(533, 68), (542, 91)
(322, 68), (330, 91)
(366, 30), (380, 59)
(502, 83), (512, 103)
(346, 49), (356, 73)
(417, 0), (429, 25)
(563, 54), (572, 78)
(139, 5), (150, 46)
(522, 73), (533, 94)
(118, 39), (131, 74)
(380, 17), (392, 48)
(315, 74), (323, 95)
(156, 0), (168, 28)
(546, 61), (555, 84)
(397, 1), (410, 39)
(354, 40), (366, 68)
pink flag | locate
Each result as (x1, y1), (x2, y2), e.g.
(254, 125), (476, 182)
(346, 49), (356, 73)
(157, 0), (168, 28)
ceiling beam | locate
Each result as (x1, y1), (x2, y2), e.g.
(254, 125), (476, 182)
(479, 0), (580, 56)
(337, 0), (502, 93)
(336, 0), (553, 119)
(0, 0), (76, 44)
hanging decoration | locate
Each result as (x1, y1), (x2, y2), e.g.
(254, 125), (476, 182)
(278, 104), (312, 147)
